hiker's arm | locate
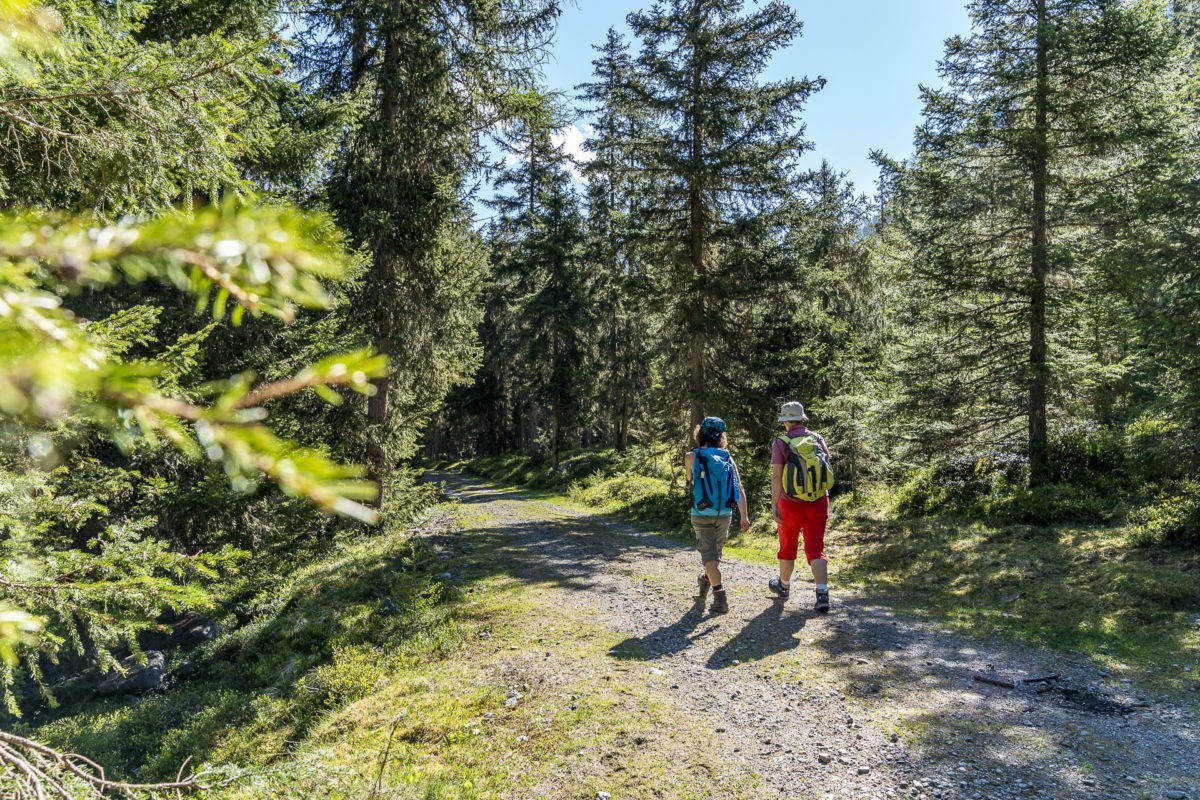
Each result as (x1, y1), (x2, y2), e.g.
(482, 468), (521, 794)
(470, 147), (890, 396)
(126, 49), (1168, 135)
(771, 463), (783, 523)
(683, 450), (694, 489)
(732, 458), (750, 531)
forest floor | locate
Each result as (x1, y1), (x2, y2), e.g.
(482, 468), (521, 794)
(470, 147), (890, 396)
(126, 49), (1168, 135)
(422, 471), (1199, 800)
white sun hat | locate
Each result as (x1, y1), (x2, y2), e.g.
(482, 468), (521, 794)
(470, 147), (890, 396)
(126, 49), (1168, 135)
(777, 401), (808, 424)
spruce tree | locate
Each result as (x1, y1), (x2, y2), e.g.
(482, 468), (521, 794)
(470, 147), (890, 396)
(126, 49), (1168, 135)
(624, 0), (823, 431)
(489, 121), (592, 468)
(891, 0), (1177, 484)
(296, 0), (557, 500)
(1105, 1), (1200, 429)
(578, 28), (649, 451)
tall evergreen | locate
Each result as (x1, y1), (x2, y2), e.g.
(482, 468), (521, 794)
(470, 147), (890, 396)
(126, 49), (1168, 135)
(578, 29), (649, 451)
(1106, 1), (1200, 428)
(489, 121), (593, 468)
(890, 0), (1178, 483)
(625, 0), (824, 432)
(296, 0), (558, 500)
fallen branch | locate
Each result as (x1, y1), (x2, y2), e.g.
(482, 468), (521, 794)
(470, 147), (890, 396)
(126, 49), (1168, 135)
(0, 729), (222, 799)
(1022, 674), (1059, 684)
(972, 674), (1016, 689)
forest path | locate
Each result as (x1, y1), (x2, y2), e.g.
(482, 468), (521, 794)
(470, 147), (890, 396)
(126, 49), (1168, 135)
(426, 472), (1198, 800)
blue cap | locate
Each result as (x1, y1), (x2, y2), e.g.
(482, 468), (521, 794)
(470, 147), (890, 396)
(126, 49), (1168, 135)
(699, 416), (727, 439)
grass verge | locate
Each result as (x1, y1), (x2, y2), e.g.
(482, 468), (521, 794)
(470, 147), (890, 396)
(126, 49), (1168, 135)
(14, 488), (766, 798)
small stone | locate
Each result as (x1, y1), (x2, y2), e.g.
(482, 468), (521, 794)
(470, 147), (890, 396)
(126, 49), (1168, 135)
(818, 753), (832, 764)
(1164, 791), (1188, 800)
(597, 793), (612, 800)
(858, 766), (871, 775)
(890, 732), (899, 742)
(1081, 778), (1096, 787)
(515, 735), (528, 743)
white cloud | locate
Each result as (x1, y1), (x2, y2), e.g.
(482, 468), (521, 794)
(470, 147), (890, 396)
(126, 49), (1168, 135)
(551, 123), (596, 182)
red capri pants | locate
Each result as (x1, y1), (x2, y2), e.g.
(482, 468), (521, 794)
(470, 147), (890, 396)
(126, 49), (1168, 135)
(777, 495), (829, 563)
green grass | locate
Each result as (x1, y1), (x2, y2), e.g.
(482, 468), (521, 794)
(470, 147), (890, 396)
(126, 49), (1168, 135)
(439, 445), (1200, 699)
(834, 512), (1200, 696)
(14, 485), (768, 799)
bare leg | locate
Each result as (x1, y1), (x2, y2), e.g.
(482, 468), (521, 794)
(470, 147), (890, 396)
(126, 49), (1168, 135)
(810, 558), (827, 585)
(704, 560), (723, 587)
(778, 559), (795, 583)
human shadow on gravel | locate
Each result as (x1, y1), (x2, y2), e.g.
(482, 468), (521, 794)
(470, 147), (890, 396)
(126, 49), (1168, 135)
(607, 602), (719, 661)
(706, 599), (812, 669)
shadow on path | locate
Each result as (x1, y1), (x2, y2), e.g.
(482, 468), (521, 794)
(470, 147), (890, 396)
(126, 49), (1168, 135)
(706, 598), (812, 669)
(608, 602), (718, 662)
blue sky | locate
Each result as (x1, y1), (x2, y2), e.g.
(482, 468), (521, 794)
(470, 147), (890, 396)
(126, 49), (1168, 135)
(500, 0), (973, 207)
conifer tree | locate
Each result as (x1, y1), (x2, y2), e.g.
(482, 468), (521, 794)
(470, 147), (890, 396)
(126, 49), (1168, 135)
(1105, 1), (1200, 428)
(296, 0), (558, 500)
(578, 29), (648, 451)
(489, 121), (592, 468)
(624, 0), (823, 431)
(890, 0), (1177, 484)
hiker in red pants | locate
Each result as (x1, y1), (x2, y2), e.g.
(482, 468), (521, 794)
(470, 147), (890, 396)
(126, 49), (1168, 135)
(768, 402), (833, 612)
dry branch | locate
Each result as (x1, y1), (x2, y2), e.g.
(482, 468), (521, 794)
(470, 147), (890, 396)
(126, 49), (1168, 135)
(0, 730), (222, 800)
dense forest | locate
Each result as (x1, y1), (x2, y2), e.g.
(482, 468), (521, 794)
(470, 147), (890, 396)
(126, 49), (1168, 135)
(0, 0), (1198, 796)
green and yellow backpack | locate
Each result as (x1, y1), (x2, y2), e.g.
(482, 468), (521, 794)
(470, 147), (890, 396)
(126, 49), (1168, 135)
(779, 433), (834, 501)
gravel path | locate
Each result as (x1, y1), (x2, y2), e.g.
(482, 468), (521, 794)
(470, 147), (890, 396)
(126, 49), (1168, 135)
(428, 473), (1199, 800)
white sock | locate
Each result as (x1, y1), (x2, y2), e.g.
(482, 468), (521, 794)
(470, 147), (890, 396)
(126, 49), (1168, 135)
(816, 584), (828, 592)
(779, 579), (790, 588)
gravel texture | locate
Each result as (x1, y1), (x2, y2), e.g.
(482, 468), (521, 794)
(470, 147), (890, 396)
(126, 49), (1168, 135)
(429, 473), (1200, 800)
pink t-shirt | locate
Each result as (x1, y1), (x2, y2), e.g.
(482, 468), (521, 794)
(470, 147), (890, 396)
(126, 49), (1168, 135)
(771, 425), (829, 465)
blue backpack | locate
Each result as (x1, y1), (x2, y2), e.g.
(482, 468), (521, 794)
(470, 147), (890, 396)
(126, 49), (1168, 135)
(691, 447), (740, 516)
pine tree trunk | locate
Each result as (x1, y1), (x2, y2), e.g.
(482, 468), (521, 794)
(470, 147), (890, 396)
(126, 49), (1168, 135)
(617, 382), (630, 452)
(1029, 0), (1051, 487)
(551, 410), (560, 470)
(687, 24), (705, 431)
(529, 401), (539, 457)
(367, 2), (404, 506)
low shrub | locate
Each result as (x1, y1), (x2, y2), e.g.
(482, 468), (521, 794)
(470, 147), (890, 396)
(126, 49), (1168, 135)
(1127, 479), (1200, 547)
(893, 450), (1028, 517)
(981, 483), (1113, 524)
(1042, 424), (1123, 489)
(1123, 414), (1200, 485)
(567, 470), (688, 530)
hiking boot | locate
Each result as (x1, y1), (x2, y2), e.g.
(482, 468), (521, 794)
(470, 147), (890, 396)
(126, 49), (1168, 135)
(768, 577), (790, 599)
(709, 589), (729, 614)
(696, 573), (710, 603)
(815, 588), (830, 613)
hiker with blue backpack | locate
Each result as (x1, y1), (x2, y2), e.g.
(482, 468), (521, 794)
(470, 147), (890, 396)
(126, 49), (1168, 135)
(685, 416), (750, 614)
(768, 402), (835, 612)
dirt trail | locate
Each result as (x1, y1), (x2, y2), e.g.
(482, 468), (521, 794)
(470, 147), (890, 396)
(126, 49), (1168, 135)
(428, 473), (1198, 800)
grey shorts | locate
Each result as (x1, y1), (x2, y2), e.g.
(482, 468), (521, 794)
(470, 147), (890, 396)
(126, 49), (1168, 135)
(691, 513), (732, 564)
